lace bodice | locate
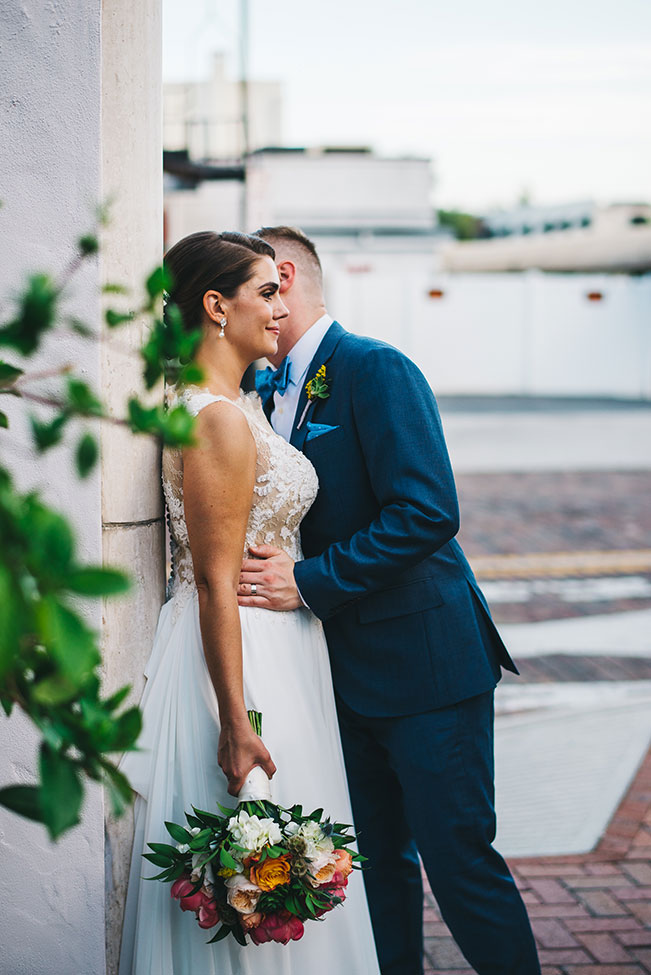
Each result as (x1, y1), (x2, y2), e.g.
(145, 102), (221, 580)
(162, 387), (318, 616)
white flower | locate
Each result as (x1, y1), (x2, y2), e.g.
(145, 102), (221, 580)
(190, 850), (211, 882)
(227, 810), (282, 854)
(307, 849), (338, 887)
(284, 820), (333, 861)
(176, 843), (189, 854)
(190, 827), (201, 836)
(224, 874), (262, 915)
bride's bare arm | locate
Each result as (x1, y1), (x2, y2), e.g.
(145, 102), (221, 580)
(183, 402), (276, 795)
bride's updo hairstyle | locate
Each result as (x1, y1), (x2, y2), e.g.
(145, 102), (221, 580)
(164, 231), (276, 332)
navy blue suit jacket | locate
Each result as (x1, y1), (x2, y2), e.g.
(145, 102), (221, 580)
(263, 322), (517, 718)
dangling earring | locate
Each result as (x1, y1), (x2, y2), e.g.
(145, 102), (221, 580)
(218, 317), (227, 339)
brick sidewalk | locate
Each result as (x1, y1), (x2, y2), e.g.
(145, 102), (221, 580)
(423, 747), (651, 974)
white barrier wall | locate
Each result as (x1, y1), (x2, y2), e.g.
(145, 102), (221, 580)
(322, 257), (651, 400)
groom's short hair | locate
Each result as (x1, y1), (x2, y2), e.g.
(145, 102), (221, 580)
(253, 225), (323, 285)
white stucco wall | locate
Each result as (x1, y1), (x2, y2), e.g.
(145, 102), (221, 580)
(0, 3), (163, 973)
(0, 3), (106, 973)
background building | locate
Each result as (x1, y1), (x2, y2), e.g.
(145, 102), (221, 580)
(441, 202), (651, 273)
(163, 52), (282, 160)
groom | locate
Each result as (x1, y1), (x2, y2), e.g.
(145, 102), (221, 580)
(238, 226), (540, 975)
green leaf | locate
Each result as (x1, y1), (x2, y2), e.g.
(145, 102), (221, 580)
(106, 707), (142, 751)
(22, 499), (75, 582)
(188, 829), (212, 850)
(75, 433), (98, 477)
(103, 684), (131, 711)
(206, 924), (233, 945)
(102, 283), (129, 295)
(128, 399), (196, 447)
(67, 379), (103, 417)
(105, 309), (134, 328)
(30, 413), (68, 452)
(0, 562), (24, 679)
(67, 317), (94, 338)
(215, 801), (235, 817)
(0, 411), (8, 428)
(39, 744), (83, 840)
(165, 821), (192, 844)
(145, 266), (172, 302)
(67, 567), (130, 597)
(0, 273), (58, 355)
(143, 851), (174, 868)
(36, 596), (100, 682)
(231, 925), (247, 947)
(32, 674), (78, 706)
(149, 842), (180, 858)
(0, 785), (45, 822)
(0, 361), (23, 389)
(219, 847), (239, 871)
(78, 234), (99, 256)
(177, 362), (204, 386)
(103, 763), (133, 818)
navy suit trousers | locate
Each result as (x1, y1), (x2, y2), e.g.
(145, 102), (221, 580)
(336, 690), (541, 975)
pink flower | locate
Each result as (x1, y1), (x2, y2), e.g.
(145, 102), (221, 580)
(249, 910), (305, 945)
(170, 876), (193, 900)
(197, 902), (220, 929)
(171, 876), (203, 910)
(314, 886), (347, 917)
(171, 876), (220, 928)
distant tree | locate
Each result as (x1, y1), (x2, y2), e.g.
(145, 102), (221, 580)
(437, 209), (490, 240)
(0, 215), (200, 840)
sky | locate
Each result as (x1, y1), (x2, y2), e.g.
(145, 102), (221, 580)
(163, 0), (651, 212)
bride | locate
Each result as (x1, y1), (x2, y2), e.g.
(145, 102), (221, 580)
(118, 231), (380, 975)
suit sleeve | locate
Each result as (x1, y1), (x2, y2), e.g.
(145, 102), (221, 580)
(293, 345), (460, 620)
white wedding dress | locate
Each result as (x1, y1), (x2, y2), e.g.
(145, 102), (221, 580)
(119, 388), (380, 975)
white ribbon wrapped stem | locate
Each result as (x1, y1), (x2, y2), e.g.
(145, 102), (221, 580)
(237, 764), (272, 803)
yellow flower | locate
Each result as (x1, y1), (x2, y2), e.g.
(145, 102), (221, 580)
(217, 866), (239, 878)
(305, 364), (329, 400)
(249, 854), (292, 892)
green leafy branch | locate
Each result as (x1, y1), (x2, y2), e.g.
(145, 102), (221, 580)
(0, 219), (201, 839)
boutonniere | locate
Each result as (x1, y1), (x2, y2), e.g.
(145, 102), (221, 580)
(297, 364), (330, 430)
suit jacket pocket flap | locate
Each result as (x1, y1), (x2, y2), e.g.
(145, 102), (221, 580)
(357, 577), (444, 623)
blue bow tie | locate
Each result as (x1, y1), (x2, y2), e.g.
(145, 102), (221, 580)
(255, 357), (292, 400)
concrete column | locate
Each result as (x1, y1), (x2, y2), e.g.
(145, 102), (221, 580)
(100, 3), (164, 973)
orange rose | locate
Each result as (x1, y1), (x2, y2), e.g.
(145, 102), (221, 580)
(241, 911), (264, 932)
(333, 848), (354, 879)
(250, 855), (291, 891)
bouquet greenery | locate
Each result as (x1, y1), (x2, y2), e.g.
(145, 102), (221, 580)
(145, 711), (363, 946)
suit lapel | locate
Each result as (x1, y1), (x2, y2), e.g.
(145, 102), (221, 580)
(290, 321), (345, 451)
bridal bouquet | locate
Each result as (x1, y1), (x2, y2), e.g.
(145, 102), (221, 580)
(144, 711), (363, 946)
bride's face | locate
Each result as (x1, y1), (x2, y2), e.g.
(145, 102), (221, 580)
(222, 256), (288, 360)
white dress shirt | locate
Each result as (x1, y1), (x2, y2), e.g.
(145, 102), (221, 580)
(270, 313), (333, 441)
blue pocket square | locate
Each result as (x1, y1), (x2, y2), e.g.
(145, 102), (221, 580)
(305, 422), (340, 442)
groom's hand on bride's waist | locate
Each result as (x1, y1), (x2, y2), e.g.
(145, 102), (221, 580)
(237, 544), (303, 611)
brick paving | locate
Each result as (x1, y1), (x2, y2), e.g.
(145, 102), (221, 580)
(456, 472), (651, 560)
(500, 654), (651, 684)
(423, 747), (651, 973)
(456, 471), (651, 624)
(420, 467), (651, 972)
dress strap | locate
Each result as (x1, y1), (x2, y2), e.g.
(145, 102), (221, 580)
(173, 387), (246, 419)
